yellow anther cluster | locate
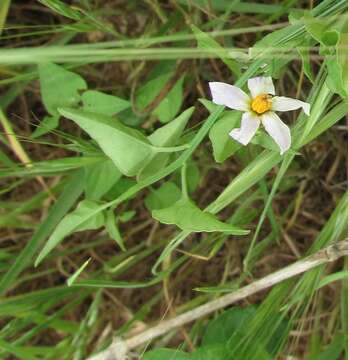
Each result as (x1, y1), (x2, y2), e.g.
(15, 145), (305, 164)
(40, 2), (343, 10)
(251, 94), (271, 114)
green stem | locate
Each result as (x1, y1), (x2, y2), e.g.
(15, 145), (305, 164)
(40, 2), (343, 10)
(181, 162), (188, 199)
(152, 144), (190, 153)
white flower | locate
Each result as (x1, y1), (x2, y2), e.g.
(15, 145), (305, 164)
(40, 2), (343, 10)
(209, 76), (310, 155)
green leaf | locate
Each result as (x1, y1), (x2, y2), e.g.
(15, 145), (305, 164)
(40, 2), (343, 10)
(153, 75), (185, 123)
(209, 111), (241, 163)
(31, 115), (59, 138)
(81, 90), (130, 115)
(148, 108), (193, 147)
(309, 334), (344, 360)
(298, 39), (315, 83)
(317, 270), (348, 290)
(250, 24), (303, 77)
(152, 197), (249, 234)
(145, 182), (182, 211)
(251, 24), (302, 56)
(327, 33), (348, 99)
(59, 108), (155, 177)
(303, 15), (331, 45)
(0, 147), (15, 167)
(0, 156), (101, 178)
(84, 159), (122, 200)
(0, 171), (83, 295)
(199, 99), (221, 114)
(38, 0), (84, 20)
(39, 63), (87, 116)
(178, 1), (286, 14)
(0, 285), (84, 316)
(72, 277), (161, 289)
(74, 201), (104, 232)
(138, 107), (194, 179)
(0, 339), (39, 360)
(105, 209), (125, 251)
(304, 16), (348, 99)
(191, 346), (227, 360)
(119, 210), (136, 222)
(67, 258), (91, 286)
(250, 132), (279, 152)
(136, 74), (171, 108)
(142, 349), (190, 360)
(172, 160), (201, 193)
(134, 61), (177, 111)
(225, 307), (287, 358)
(0, 0), (11, 36)
(192, 24), (241, 76)
(202, 307), (256, 346)
(35, 200), (105, 265)
(105, 177), (137, 200)
(185, 160), (200, 193)
(326, 56), (346, 98)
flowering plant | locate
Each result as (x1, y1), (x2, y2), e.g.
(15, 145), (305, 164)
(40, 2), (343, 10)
(209, 77), (310, 154)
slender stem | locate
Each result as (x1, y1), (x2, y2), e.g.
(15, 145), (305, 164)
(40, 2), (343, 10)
(181, 162), (188, 199)
(152, 144), (190, 153)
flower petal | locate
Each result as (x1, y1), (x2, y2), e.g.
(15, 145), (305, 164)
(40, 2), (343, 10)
(248, 76), (275, 98)
(229, 112), (260, 145)
(209, 82), (250, 111)
(271, 96), (310, 115)
(261, 112), (291, 155)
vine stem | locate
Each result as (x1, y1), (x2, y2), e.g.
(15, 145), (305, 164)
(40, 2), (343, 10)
(88, 239), (348, 360)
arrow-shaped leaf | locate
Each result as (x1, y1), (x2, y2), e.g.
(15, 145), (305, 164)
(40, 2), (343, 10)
(152, 197), (249, 234)
(59, 108), (155, 177)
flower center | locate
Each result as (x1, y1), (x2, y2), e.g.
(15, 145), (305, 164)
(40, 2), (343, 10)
(251, 94), (271, 114)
